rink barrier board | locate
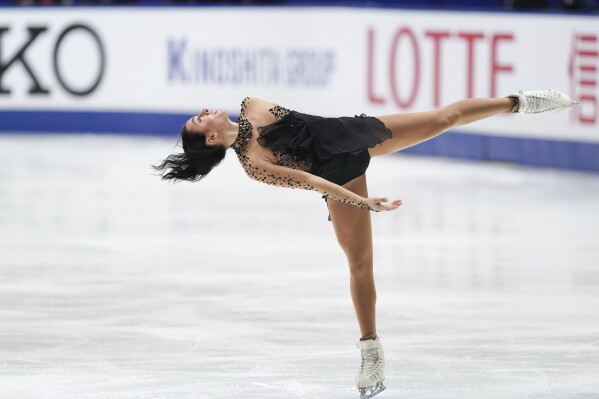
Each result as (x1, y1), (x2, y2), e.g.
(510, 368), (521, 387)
(1, 110), (597, 172)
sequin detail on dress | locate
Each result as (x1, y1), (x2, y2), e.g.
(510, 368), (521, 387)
(231, 97), (371, 211)
(259, 106), (313, 174)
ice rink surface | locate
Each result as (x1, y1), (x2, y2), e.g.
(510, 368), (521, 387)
(0, 134), (598, 399)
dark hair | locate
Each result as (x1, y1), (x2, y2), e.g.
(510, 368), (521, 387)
(153, 125), (227, 182)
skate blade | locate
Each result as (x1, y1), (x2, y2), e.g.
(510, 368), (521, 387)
(358, 381), (386, 399)
(553, 99), (582, 113)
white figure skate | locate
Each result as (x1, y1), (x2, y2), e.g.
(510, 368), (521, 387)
(508, 89), (581, 114)
(355, 337), (386, 399)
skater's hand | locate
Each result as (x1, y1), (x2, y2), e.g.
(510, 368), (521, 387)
(367, 197), (402, 212)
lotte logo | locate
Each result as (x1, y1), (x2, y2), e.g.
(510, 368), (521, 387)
(367, 27), (515, 109)
(0, 24), (106, 96)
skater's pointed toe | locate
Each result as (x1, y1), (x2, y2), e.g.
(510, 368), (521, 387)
(556, 91), (580, 111)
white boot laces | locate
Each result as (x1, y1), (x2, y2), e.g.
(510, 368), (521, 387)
(530, 91), (557, 113)
(360, 347), (381, 375)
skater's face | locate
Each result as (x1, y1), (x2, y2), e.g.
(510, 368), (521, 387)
(185, 108), (229, 146)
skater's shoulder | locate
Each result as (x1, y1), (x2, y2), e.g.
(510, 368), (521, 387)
(241, 97), (284, 117)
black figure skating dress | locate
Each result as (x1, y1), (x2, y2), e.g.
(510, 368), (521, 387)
(231, 97), (392, 211)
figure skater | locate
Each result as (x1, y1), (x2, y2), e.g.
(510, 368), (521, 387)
(153, 89), (579, 399)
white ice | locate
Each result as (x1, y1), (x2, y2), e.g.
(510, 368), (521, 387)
(0, 134), (598, 399)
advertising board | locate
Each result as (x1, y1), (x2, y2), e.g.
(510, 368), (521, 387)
(1, 7), (597, 169)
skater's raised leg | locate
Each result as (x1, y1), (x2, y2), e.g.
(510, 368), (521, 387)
(369, 97), (514, 157)
(370, 89), (580, 157)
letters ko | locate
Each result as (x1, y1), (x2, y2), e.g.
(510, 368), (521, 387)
(0, 24), (105, 96)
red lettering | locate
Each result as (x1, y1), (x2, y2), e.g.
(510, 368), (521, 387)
(367, 28), (385, 105)
(579, 95), (598, 124)
(390, 28), (420, 109)
(365, 27), (520, 111)
(425, 31), (451, 107)
(458, 32), (485, 98)
(569, 33), (598, 125)
(580, 79), (597, 87)
(490, 33), (514, 98)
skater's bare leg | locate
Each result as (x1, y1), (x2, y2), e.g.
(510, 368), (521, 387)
(369, 97), (515, 157)
(328, 174), (376, 338)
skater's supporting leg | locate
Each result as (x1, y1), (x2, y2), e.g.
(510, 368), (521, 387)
(369, 98), (514, 157)
(328, 174), (376, 338)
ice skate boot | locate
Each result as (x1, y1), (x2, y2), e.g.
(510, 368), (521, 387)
(355, 336), (386, 399)
(508, 89), (581, 114)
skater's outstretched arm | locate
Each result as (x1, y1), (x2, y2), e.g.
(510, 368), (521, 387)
(248, 158), (402, 212)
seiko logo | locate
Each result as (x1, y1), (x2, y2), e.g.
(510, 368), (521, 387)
(0, 23), (105, 96)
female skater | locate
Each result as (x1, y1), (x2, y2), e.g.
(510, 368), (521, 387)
(154, 89), (578, 399)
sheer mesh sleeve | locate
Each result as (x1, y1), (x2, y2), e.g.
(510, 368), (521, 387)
(245, 159), (371, 211)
